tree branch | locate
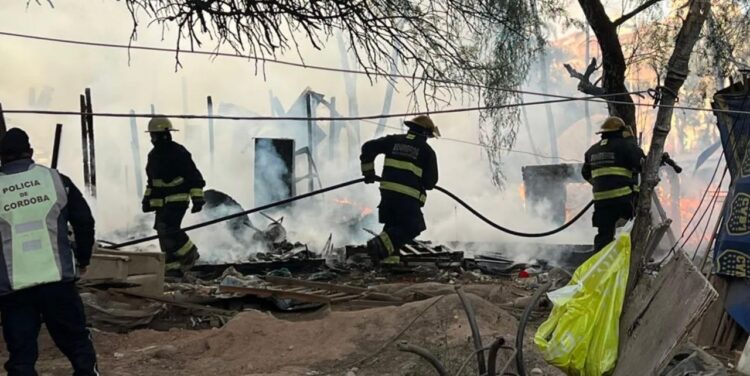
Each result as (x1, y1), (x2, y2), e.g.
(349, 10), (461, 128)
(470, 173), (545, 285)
(563, 58), (607, 96)
(613, 0), (663, 27)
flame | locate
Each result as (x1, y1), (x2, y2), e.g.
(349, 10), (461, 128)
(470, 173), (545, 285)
(333, 197), (374, 218)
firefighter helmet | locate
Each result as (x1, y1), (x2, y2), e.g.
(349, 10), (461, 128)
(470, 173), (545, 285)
(146, 116), (179, 133)
(404, 115), (441, 138)
(596, 116), (626, 134)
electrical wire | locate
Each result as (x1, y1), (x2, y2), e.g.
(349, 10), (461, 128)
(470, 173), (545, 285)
(6, 31), (750, 115)
(0, 95), (619, 121)
(0, 30), (649, 103)
(691, 174), (726, 261)
(357, 117), (582, 162)
(671, 155), (724, 249)
(683, 166), (727, 253)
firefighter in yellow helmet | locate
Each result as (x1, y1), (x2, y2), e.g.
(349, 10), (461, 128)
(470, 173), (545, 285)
(142, 117), (205, 277)
(581, 117), (645, 251)
(357, 115), (439, 264)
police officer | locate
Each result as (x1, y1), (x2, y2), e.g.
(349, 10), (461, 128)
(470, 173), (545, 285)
(582, 117), (646, 251)
(141, 117), (205, 277)
(359, 115), (439, 264)
(0, 128), (99, 375)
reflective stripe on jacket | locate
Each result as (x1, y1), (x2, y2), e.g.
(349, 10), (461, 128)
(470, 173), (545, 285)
(360, 132), (438, 206)
(581, 135), (645, 202)
(143, 140), (205, 207)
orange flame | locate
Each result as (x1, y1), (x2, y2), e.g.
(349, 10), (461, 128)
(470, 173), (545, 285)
(333, 197), (374, 218)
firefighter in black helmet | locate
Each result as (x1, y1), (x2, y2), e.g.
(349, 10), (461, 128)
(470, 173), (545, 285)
(359, 115), (439, 264)
(142, 116), (205, 277)
(582, 117), (645, 251)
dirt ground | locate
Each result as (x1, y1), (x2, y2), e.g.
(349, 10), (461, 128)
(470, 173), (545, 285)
(0, 282), (565, 376)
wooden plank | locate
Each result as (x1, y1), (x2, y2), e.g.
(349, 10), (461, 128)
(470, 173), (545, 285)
(336, 299), (404, 309)
(415, 241), (440, 254)
(644, 220), (672, 262)
(219, 285), (331, 303)
(696, 275), (729, 346)
(613, 251), (718, 375)
(116, 291), (236, 316)
(263, 276), (401, 302)
(401, 244), (421, 255)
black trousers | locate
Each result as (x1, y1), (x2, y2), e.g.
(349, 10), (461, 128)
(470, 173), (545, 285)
(592, 198), (635, 251)
(368, 197), (426, 258)
(0, 282), (98, 376)
(154, 204), (198, 270)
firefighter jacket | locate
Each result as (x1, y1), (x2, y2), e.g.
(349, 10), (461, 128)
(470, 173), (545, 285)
(581, 134), (646, 202)
(360, 132), (438, 206)
(143, 140), (206, 211)
(0, 159), (95, 295)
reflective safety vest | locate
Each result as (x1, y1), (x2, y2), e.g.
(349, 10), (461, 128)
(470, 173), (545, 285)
(0, 165), (69, 292)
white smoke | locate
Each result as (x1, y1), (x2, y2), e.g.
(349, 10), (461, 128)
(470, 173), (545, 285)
(0, 1), (724, 267)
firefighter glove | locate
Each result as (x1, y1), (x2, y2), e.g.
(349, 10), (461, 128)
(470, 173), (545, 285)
(191, 198), (205, 213)
(363, 172), (376, 184)
(141, 198), (155, 213)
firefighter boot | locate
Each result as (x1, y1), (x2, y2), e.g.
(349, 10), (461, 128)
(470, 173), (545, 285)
(366, 238), (390, 262)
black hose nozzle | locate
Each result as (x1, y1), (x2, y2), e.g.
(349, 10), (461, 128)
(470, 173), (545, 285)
(661, 153), (682, 174)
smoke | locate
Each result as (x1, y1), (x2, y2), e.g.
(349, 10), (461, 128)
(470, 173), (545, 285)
(0, 1), (724, 267)
(253, 139), (291, 206)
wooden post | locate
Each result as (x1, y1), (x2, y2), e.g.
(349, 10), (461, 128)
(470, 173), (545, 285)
(306, 92), (315, 193)
(85, 88), (97, 198)
(207, 96), (215, 169)
(51, 123), (63, 169)
(0, 102), (7, 140)
(328, 97), (338, 160)
(80, 94), (91, 194)
(129, 110), (144, 199)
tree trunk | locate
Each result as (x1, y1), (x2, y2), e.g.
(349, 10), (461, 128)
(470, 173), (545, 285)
(627, 0), (711, 294)
(577, 0), (636, 131)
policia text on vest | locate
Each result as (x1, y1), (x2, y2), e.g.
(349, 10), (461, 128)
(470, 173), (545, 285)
(2, 179), (52, 212)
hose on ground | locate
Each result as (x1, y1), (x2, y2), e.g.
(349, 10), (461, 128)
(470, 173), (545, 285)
(455, 286), (487, 375)
(396, 341), (449, 376)
(102, 178), (594, 248)
(515, 280), (553, 376)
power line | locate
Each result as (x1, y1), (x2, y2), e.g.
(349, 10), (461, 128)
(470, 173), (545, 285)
(0, 96), (594, 121)
(3, 31), (750, 117)
(357, 118), (582, 162)
(0, 30), (646, 102)
(5, 30), (750, 117)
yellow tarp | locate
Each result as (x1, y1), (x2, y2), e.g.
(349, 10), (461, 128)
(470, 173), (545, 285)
(534, 225), (631, 376)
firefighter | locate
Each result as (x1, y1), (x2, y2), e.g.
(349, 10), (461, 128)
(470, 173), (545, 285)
(141, 117), (205, 277)
(359, 115), (439, 264)
(0, 128), (99, 375)
(582, 117), (646, 251)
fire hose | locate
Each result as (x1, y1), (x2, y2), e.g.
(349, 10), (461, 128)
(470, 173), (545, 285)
(102, 177), (594, 249)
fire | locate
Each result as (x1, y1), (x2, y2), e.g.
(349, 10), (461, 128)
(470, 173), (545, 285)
(333, 197), (374, 218)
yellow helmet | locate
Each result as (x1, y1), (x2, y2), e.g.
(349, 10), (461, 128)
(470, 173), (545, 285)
(146, 116), (178, 133)
(596, 116), (626, 134)
(404, 115), (441, 138)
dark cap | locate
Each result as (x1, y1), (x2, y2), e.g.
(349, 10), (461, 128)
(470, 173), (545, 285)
(0, 128), (32, 155)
